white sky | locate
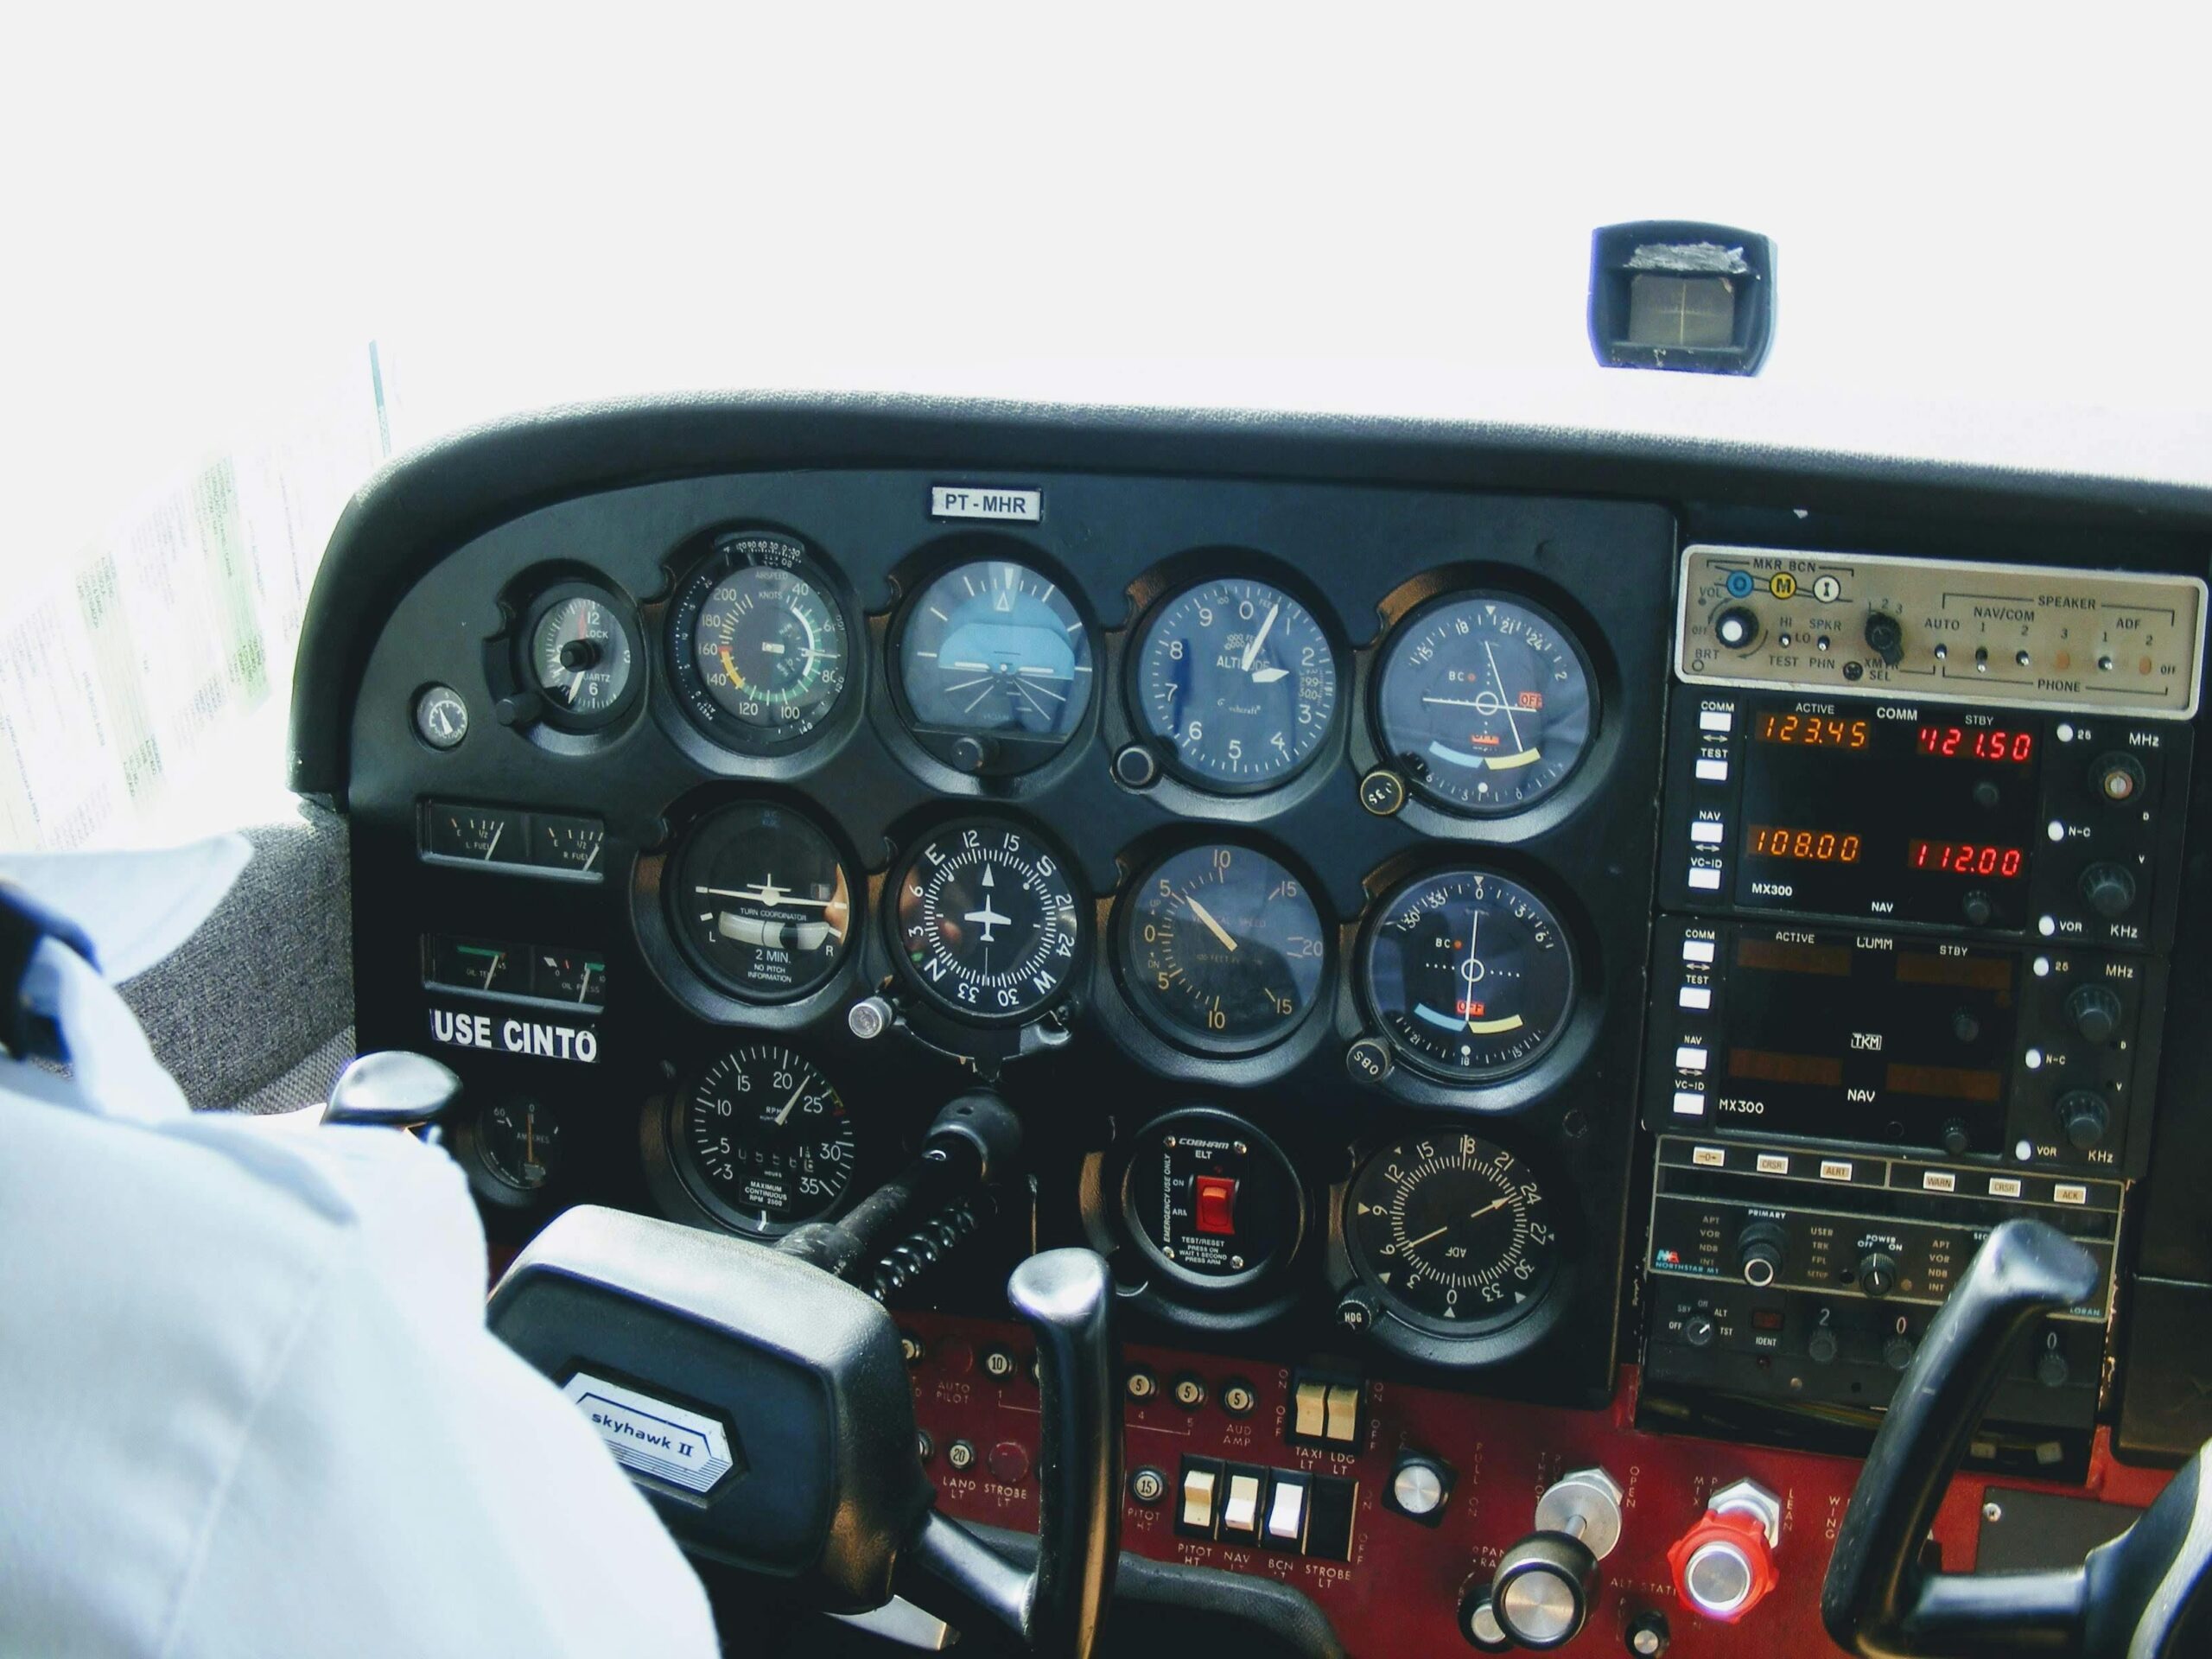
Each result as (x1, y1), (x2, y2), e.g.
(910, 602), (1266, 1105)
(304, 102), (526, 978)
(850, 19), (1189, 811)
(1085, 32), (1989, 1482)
(4, 3), (2210, 570)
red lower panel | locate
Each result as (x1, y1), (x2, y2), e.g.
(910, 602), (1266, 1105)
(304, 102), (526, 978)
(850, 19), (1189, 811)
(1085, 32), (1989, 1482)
(902, 1312), (2171, 1657)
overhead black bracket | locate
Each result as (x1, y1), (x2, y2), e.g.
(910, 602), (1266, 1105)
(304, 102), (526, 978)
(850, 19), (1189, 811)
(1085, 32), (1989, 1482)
(1589, 220), (1775, 375)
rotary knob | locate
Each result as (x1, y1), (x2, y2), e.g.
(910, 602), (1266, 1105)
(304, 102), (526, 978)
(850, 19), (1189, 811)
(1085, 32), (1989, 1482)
(1735, 1221), (1788, 1288)
(1491, 1466), (1623, 1650)
(2066, 982), (2124, 1045)
(1863, 610), (1906, 667)
(2089, 751), (2147, 804)
(1857, 1251), (1898, 1298)
(2079, 861), (2138, 920)
(1668, 1479), (1781, 1624)
(1713, 606), (1762, 651)
(2056, 1090), (2110, 1151)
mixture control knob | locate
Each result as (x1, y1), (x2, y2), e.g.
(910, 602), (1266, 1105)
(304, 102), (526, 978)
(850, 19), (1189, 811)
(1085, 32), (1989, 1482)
(1667, 1478), (1781, 1624)
(1857, 1252), (1899, 1298)
(1735, 1221), (1788, 1288)
(2089, 751), (2148, 804)
(1863, 610), (1906, 667)
(2079, 861), (2138, 920)
(2066, 982), (2124, 1045)
(1492, 1531), (1599, 1650)
(2056, 1090), (2111, 1150)
(1713, 606), (1762, 651)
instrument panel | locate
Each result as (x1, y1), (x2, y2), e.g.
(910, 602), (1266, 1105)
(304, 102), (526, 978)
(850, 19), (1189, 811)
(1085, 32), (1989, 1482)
(345, 467), (1674, 1406)
(306, 404), (2212, 1654)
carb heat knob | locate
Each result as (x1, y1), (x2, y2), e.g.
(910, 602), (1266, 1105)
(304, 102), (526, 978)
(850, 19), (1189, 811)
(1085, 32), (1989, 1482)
(1863, 611), (1905, 667)
(2056, 1090), (2110, 1151)
(2066, 982), (2124, 1045)
(2079, 861), (2138, 920)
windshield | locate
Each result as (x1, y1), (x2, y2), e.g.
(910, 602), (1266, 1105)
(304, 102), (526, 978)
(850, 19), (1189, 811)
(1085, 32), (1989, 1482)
(4, 13), (2206, 852)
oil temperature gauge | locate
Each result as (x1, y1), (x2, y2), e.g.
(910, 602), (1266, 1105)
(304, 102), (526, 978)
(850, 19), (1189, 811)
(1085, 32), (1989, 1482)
(1119, 1108), (1304, 1292)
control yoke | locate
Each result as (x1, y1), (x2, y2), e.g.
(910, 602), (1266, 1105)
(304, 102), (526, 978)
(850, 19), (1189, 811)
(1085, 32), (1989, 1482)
(487, 1091), (1125, 1658)
(1821, 1217), (2212, 1658)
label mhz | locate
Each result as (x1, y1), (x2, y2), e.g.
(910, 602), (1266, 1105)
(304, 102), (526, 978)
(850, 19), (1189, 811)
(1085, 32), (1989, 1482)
(930, 484), (1042, 523)
(563, 1373), (737, 1493)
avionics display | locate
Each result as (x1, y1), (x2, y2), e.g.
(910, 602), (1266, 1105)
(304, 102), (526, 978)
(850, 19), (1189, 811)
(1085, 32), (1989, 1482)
(1733, 702), (2042, 928)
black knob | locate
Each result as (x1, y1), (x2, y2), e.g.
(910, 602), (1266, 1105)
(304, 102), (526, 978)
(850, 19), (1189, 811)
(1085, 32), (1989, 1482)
(1808, 1327), (1840, 1365)
(556, 637), (601, 671)
(1458, 1583), (1516, 1652)
(1736, 1222), (1788, 1288)
(1625, 1608), (1673, 1656)
(1683, 1312), (1717, 1348)
(2079, 861), (2137, 920)
(2056, 1090), (2110, 1151)
(2035, 1349), (2071, 1389)
(1961, 889), (1995, 927)
(950, 734), (995, 773)
(1714, 606), (1761, 651)
(1111, 745), (1160, 789)
(1491, 1530), (1599, 1649)
(1864, 611), (1905, 667)
(1858, 1252), (1899, 1298)
(2089, 751), (2147, 805)
(493, 690), (546, 728)
(1883, 1335), (1916, 1372)
(2066, 983), (2124, 1045)
(1335, 1284), (1381, 1335)
(1849, 1256), (1902, 1309)
(1941, 1118), (1973, 1157)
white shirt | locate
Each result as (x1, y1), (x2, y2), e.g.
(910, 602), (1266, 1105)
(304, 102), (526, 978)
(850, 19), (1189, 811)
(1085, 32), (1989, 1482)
(0, 838), (719, 1658)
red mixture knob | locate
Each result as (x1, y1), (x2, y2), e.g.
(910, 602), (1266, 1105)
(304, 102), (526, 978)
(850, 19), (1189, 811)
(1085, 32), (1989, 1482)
(1667, 1507), (1777, 1623)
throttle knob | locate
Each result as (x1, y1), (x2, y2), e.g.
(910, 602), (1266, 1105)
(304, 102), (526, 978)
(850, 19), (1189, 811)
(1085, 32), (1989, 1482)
(1669, 1508), (1777, 1623)
(2079, 861), (2138, 920)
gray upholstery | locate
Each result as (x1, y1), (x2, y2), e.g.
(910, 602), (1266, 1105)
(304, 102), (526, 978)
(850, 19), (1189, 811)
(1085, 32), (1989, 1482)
(121, 804), (355, 1112)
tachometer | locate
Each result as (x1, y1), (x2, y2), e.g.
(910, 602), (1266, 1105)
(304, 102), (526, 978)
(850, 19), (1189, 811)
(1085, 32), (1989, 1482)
(1346, 1133), (1558, 1335)
(670, 1045), (855, 1236)
(891, 818), (1084, 1022)
(1372, 594), (1596, 815)
(670, 802), (855, 1002)
(1119, 843), (1326, 1055)
(1361, 868), (1575, 1081)
(670, 532), (853, 753)
(1131, 579), (1337, 788)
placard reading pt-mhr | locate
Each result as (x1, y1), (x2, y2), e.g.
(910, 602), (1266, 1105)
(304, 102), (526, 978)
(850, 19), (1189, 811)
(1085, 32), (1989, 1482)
(930, 485), (1042, 523)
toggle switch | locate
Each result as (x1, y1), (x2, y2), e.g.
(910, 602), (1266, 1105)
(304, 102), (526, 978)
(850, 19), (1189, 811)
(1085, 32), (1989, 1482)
(1193, 1174), (1239, 1236)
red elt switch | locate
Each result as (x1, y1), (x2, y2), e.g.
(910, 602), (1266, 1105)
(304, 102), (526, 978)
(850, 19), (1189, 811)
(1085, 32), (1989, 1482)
(1193, 1175), (1239, 1236)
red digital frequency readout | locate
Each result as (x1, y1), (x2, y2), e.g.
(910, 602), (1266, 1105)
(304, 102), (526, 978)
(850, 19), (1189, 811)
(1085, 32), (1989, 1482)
(1917, 724), (2034, 763)
(1910, 839), (2025, 877)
